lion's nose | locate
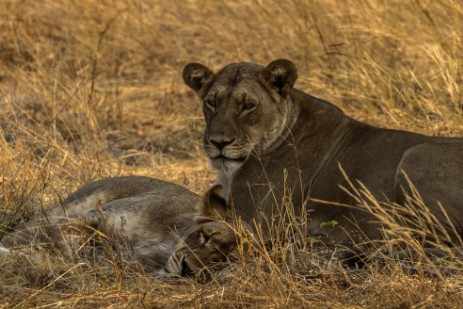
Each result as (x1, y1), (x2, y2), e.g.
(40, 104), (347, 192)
(211, 141), (231, 151)
(208, 136), (235, 151)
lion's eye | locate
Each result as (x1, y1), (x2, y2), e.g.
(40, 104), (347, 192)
(204, 99), (216, 111)
(199, 230), (210, 245)
(242, 101), (257, 113)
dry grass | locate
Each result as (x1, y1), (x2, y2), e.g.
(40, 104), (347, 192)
(1, 0), (463, 307)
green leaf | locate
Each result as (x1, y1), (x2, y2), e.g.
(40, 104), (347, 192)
(320, 220), (339, 228)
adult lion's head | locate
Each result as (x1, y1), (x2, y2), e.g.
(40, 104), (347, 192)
(183, 59), (298, 175)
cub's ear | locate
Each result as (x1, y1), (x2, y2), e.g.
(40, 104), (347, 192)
(260, 59), (297, 97)
(183, 63), (215, 93)
(200, 185), (227, 221)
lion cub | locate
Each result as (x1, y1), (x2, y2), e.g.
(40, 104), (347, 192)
(1, 176), (244, 275)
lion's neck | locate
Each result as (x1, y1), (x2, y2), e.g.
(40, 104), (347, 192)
(256, 91), (301, 157)
(215, 172), (233, 202)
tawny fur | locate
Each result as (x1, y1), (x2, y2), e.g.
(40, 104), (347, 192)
(183, 59), (463, 246)
(1, 176), (244, 275)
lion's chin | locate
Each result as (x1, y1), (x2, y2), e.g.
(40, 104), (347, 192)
(210, 157), (245, 175)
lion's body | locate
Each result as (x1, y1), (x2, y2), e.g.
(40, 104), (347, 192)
(1, 176), (242, 275)
(395, 142), (463, 243)
(183, 59), (463, 245)
(230, 90), (450, 242)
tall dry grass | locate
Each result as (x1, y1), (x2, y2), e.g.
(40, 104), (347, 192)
(0, 0), (463, 307)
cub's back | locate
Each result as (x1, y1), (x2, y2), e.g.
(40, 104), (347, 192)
(61, 176), (181, 215)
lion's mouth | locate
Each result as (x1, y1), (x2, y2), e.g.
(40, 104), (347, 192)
(209, 155), (247, 174)
(211, 155), (247, 163)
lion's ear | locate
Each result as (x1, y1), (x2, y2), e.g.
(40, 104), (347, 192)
(260, 59), (298, 97)
(200, 185), (227, 221)
(183, 63), (214, 93)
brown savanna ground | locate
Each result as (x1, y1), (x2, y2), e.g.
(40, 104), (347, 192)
(1, 0), (463, 307)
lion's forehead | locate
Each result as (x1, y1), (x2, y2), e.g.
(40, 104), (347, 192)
(184, 222), (236, 242)
(208, 80), (263, 100)
(216, 62), (263, 80)
(206, 63), (263, 96)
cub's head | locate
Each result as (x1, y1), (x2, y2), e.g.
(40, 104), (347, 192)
(183, 59), (298, 175)
(165, 185), (252, 277)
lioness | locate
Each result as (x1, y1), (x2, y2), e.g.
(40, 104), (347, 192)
(183, 59), (463, 246)
(1, 176), (245, 275)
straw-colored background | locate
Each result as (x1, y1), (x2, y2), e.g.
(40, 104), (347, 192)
(1, 0), (462, 307)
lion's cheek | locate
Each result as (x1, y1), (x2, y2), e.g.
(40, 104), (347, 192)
(243, 111), (260, 126)
(244, 126), (266, 145)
